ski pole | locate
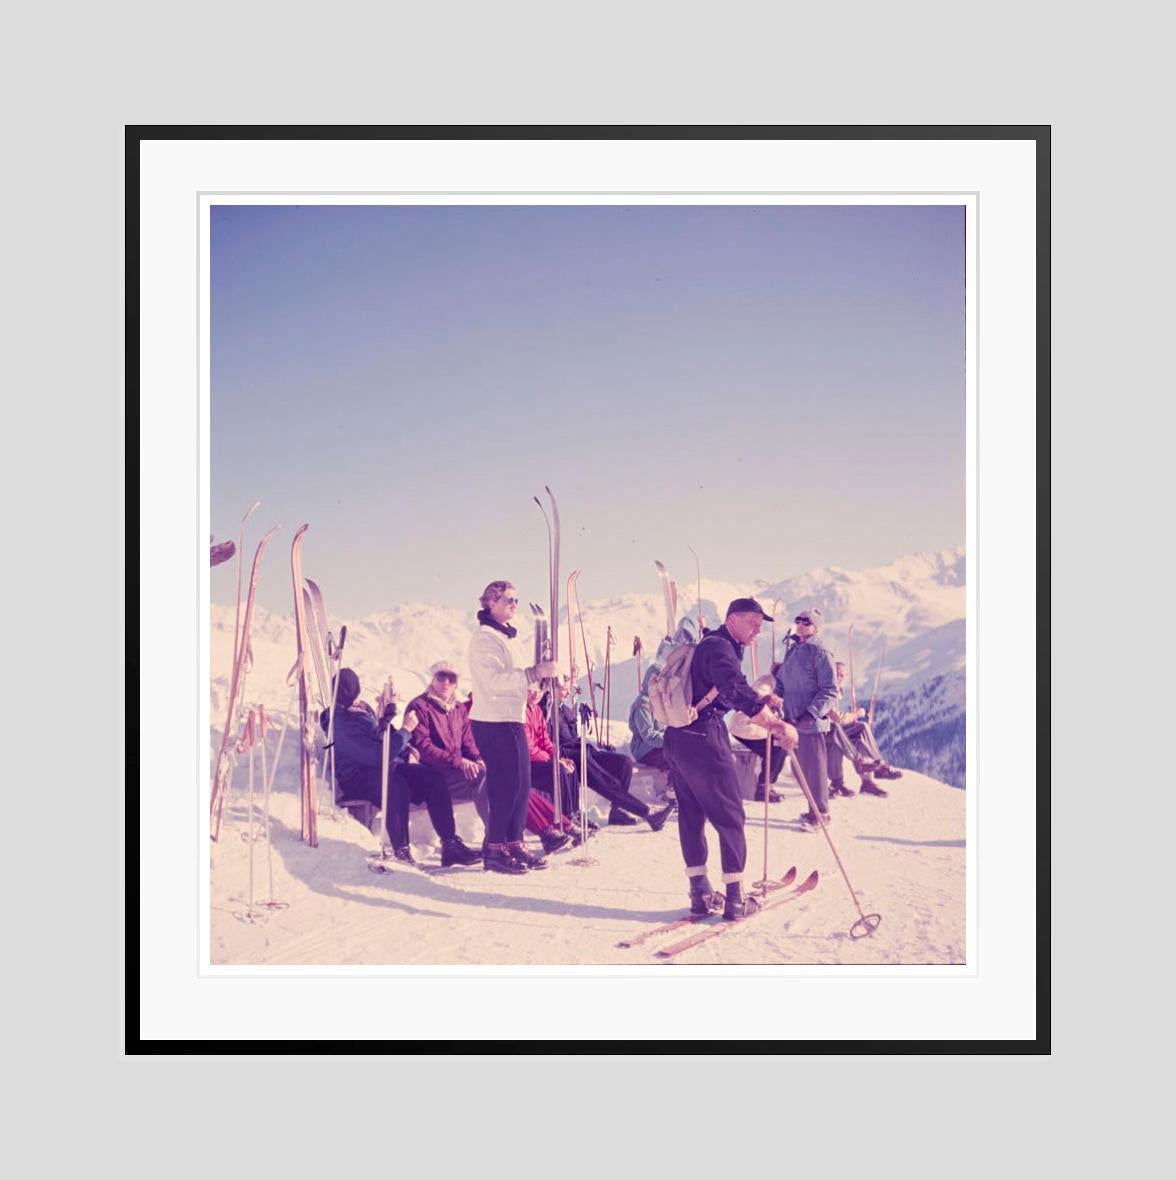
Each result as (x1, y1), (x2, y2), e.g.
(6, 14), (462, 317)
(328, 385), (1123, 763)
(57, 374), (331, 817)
(570, 704), (597, 867)
(848, 624), (857, 713)
(319, 624), (348, 821)
(229, 501), (261, 702)
(868, 636), (887, 727)
(603, 626), (614, 748)
(257, 706), (289, 911)
(753, 735), (772, 896)
(367, 722), (395, 874)
(633, 636), (643, 694)
(787, 748), (881, 939)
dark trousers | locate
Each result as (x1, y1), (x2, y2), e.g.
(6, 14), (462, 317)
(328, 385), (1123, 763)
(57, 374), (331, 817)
(735, 736), (786, 786)
(663, 715), (747, 878)
(562, 744), (649, 818)
(637, 747), (669, 772)
(337, 761), (456, 847)
(793, 730), (829, 814)
(471, 721), (531, 844)
(397, 762), (490, 845)
(531, 760), (578, 817)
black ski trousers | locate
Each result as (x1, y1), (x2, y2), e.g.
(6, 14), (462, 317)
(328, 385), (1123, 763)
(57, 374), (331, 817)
(471, 721), (530, 844)
(663, 714), (747, 879)
(573, 746), (649, 818)
(337, 762), (456, 846)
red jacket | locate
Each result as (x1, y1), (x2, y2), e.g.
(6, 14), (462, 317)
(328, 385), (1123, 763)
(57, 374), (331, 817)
(407, 692), (481, 770)
(525, 701), (555, 762)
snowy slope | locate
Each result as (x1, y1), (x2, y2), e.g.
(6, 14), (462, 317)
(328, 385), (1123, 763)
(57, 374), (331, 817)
(210, 744), (964, 967)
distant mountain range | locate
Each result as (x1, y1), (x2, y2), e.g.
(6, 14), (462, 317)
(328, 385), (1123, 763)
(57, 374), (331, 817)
(211, 545), (966, 785)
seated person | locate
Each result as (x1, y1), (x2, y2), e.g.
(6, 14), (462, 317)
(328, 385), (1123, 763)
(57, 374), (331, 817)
(324, 668), (481, 867)
(826, 661), (903, 799)
(404, 661), (489, 826)
(556, 682), (673, 832)
(728, 675), (786, 802)
(525, 686), (584, 850)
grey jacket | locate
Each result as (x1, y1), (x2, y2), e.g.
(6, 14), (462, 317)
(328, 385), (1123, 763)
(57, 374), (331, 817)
(628, 665), (666, 760)
(774, 637), (839, 734)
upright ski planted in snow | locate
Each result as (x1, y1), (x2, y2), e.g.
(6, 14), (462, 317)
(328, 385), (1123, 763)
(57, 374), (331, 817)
(290, 525), (318, 846)
(211, 523), (279, 841)
(654, 560), (674, 639)
(535, 487), (562, 823)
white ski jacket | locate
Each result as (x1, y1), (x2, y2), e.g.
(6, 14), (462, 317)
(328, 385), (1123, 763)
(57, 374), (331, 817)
(468, 623), (533, 724)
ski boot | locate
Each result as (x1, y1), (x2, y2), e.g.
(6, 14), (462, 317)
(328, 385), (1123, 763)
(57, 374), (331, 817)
(828, 779), (855, 798)
(506, 841), (548, 870)
(858, 779), (889, 797)
(540, 827), (572, 855)
(874, 764), (903, 780)
(723, 882), (762, 922)
(440, 836), (482, 867)
(688, 874), (722, 917)
(483, 843), (527, 874)
(393, 845), (417, 866)
(608, 808), (639, 826)
(754, 787), (783, 803)
(647, 803), (675, 832)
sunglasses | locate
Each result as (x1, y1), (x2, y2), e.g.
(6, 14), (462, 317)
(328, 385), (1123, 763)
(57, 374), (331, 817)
(794, 617), (813, 625)
(501, 596), (519, 606)
(435, 672), (458, 683)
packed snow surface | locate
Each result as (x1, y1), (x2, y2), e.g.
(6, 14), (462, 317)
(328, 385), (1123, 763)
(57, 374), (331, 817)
(210, 756), (963, 967)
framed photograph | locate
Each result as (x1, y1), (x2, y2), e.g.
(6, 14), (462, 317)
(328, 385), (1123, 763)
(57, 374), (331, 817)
(134, 126), (1045, 1051)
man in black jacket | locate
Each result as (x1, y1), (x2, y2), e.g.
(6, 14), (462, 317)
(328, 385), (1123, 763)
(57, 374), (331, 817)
(662, 599), (798, 921)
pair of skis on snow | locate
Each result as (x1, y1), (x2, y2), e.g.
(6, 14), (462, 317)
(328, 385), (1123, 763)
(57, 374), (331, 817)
(617, 865), (820, 959)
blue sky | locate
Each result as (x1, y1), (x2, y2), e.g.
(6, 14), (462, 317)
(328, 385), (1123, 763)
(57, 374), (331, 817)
(211, 203), (964, 617)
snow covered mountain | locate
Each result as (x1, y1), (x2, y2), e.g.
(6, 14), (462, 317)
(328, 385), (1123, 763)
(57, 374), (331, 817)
(211, 545), (966, 780)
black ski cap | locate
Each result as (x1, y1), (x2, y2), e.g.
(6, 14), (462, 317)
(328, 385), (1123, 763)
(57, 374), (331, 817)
(335, 667), (361, 709)
(726, 597), (773, 622)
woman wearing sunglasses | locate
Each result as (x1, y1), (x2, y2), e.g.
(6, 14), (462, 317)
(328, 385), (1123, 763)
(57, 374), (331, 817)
(468, 580), (561, 873)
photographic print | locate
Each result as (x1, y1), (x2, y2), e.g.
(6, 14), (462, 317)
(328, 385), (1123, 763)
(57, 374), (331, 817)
(206, 196), (969, 969)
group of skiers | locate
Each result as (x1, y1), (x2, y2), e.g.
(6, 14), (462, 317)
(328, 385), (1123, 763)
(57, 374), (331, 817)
(324, 579), (900, 922)
(627, 599), (902, 920)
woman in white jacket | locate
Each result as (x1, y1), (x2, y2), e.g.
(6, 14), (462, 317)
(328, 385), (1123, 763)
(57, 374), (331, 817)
(468, 580), (560, 874)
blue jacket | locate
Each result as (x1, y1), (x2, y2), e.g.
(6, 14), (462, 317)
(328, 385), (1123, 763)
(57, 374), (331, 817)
(628, 666), (666, 760)
(773, 637), (839, 733)
(322, 701), (411, 787)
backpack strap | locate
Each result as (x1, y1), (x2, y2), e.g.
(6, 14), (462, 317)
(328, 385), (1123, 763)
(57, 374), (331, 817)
(693, 686), (719, 712)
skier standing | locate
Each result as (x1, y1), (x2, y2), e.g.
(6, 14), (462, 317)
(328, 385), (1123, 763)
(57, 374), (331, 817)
(467, 580), (561, 873)
(772, 608), (839, 827)
(662, 598), (798, 920)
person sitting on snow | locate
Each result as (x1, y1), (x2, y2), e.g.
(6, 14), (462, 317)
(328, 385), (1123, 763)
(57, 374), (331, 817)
(826, 661), (903, 799)
(324, 668), (481, 868)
